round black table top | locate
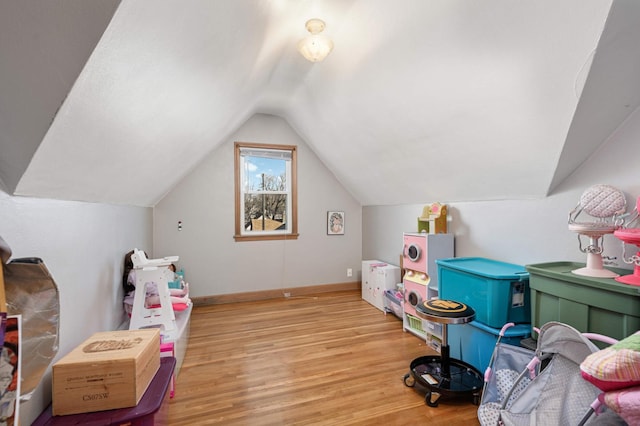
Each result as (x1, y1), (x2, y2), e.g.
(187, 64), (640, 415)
(415, 299), (476, 325)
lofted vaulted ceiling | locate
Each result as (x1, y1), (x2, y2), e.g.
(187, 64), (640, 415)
(1, 0), (639, 207)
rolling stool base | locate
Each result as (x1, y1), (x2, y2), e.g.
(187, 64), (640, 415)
(404, 355), (482, 407)
(404, 299), (483, 407)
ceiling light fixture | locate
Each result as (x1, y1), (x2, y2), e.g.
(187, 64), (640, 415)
(297, 18), (334, 63)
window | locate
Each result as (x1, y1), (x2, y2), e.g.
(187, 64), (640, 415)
(234, 142), (298, 241)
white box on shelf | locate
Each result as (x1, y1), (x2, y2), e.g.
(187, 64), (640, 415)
(426, 333), (442, 353)
(123, 303), (191, 381)
(362, 260), (401, 312)
(164, 303), (192, 378)
(424, 319), (443, 339)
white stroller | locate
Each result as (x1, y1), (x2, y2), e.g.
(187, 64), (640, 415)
(477, 321), (627, 425)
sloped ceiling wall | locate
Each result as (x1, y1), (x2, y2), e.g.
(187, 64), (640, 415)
(1, 0), (638, 207)
(549, 0), (640, 192)
(0, 0), (121, 194)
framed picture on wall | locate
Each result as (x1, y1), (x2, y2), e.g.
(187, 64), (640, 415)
(327, 211), (345, 235)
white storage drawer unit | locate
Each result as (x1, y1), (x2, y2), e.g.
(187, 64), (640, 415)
(362, 260), (401, 312)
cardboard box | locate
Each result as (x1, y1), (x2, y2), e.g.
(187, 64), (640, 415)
(33, 358), (176, 425)
(52, 328), (160, 416)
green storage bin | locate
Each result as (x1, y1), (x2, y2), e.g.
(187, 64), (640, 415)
(525, 262), (640, 341)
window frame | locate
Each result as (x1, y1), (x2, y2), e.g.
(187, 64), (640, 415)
(234, 142), (298, 241)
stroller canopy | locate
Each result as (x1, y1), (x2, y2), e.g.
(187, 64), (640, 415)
(479, 322), (624, 426)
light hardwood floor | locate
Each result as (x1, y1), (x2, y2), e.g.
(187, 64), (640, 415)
(167, 290), (482, 425)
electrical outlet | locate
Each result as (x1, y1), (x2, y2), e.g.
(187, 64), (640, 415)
(347, 268), (353, 277)
(284, 292), (291, 298)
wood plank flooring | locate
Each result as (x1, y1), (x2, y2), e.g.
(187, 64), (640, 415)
(167, 290), (482, 425)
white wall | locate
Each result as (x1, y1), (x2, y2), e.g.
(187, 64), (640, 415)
(5, 105), (638, 424)
(0, 191), (152, 424)
(364, 106), (640, 272)
(153, 113), (362, 296)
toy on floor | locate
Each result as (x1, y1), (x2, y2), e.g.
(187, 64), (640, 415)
(478, 322), (626, 426)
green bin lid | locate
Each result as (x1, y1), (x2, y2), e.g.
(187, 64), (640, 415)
(525, 262), (640, 295)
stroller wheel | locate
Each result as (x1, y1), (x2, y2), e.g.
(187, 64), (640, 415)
(472, 392), (481, 406)
(426, 391), (441, 407)
(403, 373), (415, 387)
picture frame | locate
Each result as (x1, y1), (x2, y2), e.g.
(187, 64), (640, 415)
(327, 211), (345, 235)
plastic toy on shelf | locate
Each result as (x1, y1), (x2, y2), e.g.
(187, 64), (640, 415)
(614, 196), (640, 286)
(128, 248), (180, 341)
(568, 184), (626, 278)
(417, 202), (448, 234)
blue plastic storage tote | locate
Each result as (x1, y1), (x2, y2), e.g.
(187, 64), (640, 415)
(448, 321), (531, 373)
(437, 257), (530, 328)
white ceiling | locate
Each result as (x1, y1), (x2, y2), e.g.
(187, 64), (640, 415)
(1, 0), (639, 207)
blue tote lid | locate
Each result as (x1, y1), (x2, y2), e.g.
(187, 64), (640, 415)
(436, 257), (529, 281)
